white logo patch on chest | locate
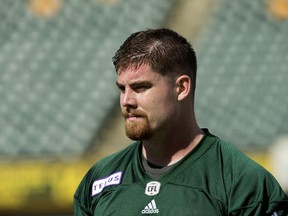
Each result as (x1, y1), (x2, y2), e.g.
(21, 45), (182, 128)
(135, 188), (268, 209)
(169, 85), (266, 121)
(92, 171), (122, 196)
(145, 181), (161, 196)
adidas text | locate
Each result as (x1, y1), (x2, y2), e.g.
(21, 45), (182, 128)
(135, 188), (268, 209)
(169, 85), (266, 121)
(141, 199), (159, 214)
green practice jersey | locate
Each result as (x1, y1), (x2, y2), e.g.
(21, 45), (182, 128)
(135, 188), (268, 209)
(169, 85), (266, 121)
(74, 131), (288, 215)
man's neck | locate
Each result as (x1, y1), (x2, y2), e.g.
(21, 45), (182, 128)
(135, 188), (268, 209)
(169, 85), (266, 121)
(142, 127), (204, 167)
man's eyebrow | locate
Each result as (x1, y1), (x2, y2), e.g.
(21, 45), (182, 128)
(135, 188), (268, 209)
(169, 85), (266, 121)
(115, 81), (123, 87)
(116, 81), (128, 90)
(130, 81), (152, 88)
(116, 80), (152, 88)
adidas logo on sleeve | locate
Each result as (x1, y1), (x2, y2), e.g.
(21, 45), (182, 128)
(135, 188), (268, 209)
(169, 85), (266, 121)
(141, 199), (159, 214)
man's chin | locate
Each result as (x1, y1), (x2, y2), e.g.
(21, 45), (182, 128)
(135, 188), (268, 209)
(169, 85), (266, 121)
(125, 126), (152, 141)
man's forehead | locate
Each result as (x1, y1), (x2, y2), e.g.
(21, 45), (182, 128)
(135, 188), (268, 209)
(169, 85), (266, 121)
(116, 64), (160, 83)
(117, 63), (153, 75)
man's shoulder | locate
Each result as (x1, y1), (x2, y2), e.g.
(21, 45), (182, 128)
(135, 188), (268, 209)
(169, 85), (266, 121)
(90, 141), (139, 175)
(209, 132), (284, 191)
(74, 142), (139, 198)
(205, 131), (271, 176)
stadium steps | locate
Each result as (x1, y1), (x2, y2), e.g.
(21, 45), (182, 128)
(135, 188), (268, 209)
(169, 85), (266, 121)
(195, 0), (288, 150)
(0, 0), (176, 160)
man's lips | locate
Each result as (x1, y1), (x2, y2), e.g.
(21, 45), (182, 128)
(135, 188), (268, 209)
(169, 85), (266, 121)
(125, 115), (143, 121)
(122, 112), (146, 121)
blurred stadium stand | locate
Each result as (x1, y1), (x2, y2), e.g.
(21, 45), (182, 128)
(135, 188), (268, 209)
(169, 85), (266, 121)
(0, 0), (176, 214)
(195, 0), (288, 150)
(0, 0), (288, 215)
(0, 0), (175, 160)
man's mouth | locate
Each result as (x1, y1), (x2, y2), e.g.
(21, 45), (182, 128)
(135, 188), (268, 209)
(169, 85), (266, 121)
(122, 111), (145, 122)
(125, 114), (142, 121)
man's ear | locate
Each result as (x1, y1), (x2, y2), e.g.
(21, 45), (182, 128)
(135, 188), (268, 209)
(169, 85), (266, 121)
(175, 75), (191, 101)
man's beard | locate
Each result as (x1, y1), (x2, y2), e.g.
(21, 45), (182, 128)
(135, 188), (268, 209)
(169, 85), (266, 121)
(122, 110), (152, 140)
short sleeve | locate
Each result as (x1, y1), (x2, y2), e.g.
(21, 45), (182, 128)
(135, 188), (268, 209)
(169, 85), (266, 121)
(228, 160), (288, 215)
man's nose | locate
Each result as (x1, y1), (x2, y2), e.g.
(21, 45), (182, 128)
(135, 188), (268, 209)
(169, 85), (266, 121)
(121, 90), (137, 108)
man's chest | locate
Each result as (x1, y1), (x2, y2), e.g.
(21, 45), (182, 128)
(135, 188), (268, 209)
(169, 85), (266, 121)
(91, 181), (226, 216)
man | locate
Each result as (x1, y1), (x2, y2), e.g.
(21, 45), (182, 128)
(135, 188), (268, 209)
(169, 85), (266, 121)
(74, 28), (288, 215)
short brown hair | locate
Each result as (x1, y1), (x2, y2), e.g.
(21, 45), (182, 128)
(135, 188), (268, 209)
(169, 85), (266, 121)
(112, 28), (197, 87)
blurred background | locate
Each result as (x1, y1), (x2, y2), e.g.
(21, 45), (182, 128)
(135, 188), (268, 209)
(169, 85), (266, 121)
(0, 0), (288, 215)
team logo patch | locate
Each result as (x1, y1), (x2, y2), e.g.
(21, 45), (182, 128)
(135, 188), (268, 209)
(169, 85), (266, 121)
(92, 171), (122, 196)
(145, 181), (161, 196)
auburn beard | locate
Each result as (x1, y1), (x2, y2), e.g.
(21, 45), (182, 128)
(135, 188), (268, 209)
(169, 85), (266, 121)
(122, 110), (152, 140)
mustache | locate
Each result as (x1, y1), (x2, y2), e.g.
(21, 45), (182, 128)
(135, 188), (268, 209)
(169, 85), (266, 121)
(122, 109), (147, 119)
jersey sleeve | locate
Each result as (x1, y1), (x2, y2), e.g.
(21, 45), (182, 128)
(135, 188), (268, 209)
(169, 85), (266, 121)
(227, 158), (288, 215)
(74, 171), (93, 216)
(73, 152), (123, 216)
(229, 201), (288, 215)
(74, 196), (91, 216)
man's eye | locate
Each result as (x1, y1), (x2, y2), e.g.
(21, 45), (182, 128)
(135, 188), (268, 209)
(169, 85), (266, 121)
(134, 86), (149, 92)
